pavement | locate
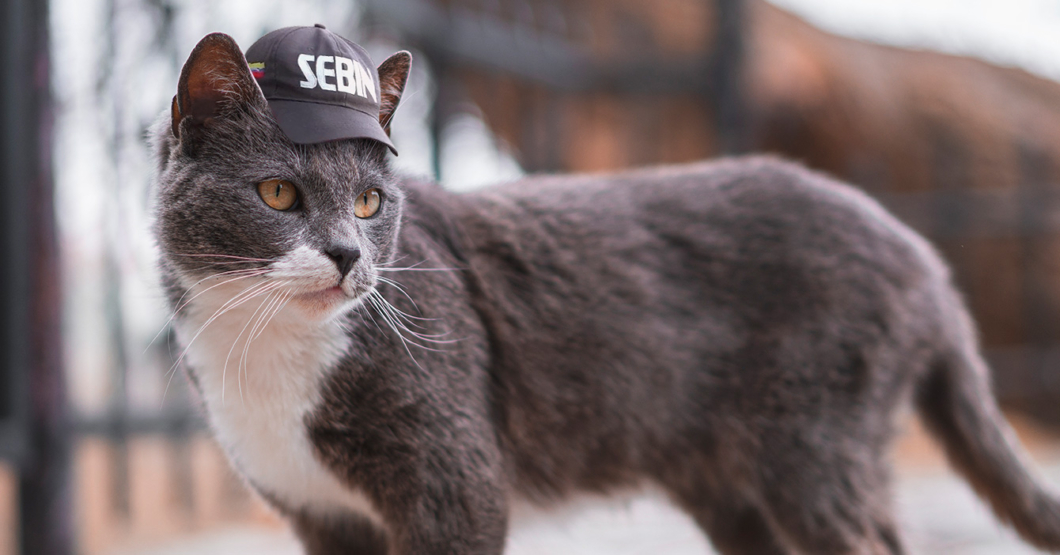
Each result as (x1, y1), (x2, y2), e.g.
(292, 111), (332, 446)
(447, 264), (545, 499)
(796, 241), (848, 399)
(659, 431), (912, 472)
(113, 461), (1060, 555)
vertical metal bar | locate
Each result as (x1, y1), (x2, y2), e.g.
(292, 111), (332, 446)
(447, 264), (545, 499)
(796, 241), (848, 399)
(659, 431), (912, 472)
(20, 135), (69, 555)
(0, 0), (30, 468)
(98, 0), (131, 519)
(104, 253), (130, 519)
(518, 85), (541, 172)
(430, 59), (447, 183)
(1, 0), (72, 552)
(1017, 142), (1057, 418)
(542, 90), (564, 172)
(430, 58), (457, 183)
(711, 0), (749, 154)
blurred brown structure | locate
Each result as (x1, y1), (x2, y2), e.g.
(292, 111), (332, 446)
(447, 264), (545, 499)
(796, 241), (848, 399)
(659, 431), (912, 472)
(365, 0), (1060, 425)
(1, 0), (72, 553)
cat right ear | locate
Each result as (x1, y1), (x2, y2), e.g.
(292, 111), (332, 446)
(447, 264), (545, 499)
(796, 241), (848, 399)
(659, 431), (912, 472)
(171, 33), (265, 147)
(377, 51), (412, 134)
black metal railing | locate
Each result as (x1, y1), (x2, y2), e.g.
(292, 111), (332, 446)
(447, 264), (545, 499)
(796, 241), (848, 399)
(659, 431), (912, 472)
(1, 0), (72, 553)
(363, 0), (747, 176)
(362, 0), (1060, 425)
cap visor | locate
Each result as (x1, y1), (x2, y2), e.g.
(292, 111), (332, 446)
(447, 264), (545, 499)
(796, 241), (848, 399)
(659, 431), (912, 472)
(267, 99), (397, 154)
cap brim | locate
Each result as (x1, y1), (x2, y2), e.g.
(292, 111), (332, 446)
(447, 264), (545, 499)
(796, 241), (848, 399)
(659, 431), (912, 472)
(267, 99), (397, 155)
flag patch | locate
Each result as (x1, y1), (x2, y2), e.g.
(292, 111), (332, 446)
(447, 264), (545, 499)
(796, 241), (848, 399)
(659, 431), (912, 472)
(249, 62), (265, 79)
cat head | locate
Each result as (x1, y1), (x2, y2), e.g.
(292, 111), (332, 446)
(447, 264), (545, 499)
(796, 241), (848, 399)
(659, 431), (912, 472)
(152, 32), (411, 322)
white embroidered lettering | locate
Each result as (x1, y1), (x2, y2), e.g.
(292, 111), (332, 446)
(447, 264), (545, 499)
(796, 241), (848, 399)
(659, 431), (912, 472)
(355, 62), (376, 102)
(298, 54), (317, 89)
(336, 57), (356, 95)
(316, 56), (336, 91)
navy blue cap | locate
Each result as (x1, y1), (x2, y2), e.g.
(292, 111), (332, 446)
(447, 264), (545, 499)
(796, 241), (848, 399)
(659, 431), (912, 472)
(245, 25), (396, 154)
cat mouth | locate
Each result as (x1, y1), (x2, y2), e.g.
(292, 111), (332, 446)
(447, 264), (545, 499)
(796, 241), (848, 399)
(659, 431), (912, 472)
(292, 285), (352, 308)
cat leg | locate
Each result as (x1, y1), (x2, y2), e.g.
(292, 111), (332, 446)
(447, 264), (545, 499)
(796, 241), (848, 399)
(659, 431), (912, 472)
(752, 433), (903, 555)
(290, 475), (509, 555)
(382, 481), (509, 555)
(307, 434), (510, 554)
(290, 511), (389, 555)
(661, 459), (792, 555)
(679, 493), (793, 555)
(872, 516), (905, 555)
(865, 459), (906, 555)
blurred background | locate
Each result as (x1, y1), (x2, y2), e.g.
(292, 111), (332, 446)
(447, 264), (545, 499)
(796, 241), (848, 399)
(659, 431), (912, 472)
(5, 0), (1060, 553)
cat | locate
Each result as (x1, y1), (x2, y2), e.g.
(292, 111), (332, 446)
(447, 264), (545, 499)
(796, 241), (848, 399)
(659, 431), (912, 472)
(152, 31), (1060, 555)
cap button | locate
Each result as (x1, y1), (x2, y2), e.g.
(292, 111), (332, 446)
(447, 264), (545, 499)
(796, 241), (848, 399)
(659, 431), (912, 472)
(314, 23), (326, 29)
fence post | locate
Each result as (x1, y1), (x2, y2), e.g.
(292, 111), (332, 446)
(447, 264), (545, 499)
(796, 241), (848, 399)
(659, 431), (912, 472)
(711, 0), (750, 154)
(1, 0), (71, 553)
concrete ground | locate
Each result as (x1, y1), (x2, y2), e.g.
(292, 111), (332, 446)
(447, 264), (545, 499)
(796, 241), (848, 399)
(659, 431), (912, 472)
(111, 469), (1060, 555)
(0, 414), (1039, 555)
(112, 418), (1060, 555)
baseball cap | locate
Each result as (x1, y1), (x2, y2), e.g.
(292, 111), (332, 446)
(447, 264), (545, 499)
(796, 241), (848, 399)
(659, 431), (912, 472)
(245, 24), (397, 154)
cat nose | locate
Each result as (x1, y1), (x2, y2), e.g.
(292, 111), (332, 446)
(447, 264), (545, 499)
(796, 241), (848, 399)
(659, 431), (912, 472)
(324, 246), (361, 279)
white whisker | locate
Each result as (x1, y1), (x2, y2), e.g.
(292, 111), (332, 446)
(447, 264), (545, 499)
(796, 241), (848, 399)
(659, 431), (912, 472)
(241, 287), (292, 400)
(357, 302), (383, 334)
(370, 287), (455, 340)
(160, 276), (278, 407)
(225, 287), (283, 405)
(375, 254), (410, 267)
(253, 290), (292, 342)
(376, 267), (461, 273)
(165, 279), (279, 397)
(367, 290), (455, 353)
(365, 292), (426, 363)
(172, 253), (274, 262)
(375, 276), (431, 321)
(148, 268), (268, 353)
(374, 257), (462, 273)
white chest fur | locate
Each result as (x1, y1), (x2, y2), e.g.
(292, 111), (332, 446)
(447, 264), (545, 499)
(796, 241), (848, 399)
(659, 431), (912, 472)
(176, 284), (383, 525)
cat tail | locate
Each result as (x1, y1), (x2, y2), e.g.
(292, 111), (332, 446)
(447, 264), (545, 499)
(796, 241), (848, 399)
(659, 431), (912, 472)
(916, 304), (1060, 550)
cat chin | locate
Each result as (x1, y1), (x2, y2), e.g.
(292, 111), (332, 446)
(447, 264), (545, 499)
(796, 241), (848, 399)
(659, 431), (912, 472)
(287, 286), (364, 323)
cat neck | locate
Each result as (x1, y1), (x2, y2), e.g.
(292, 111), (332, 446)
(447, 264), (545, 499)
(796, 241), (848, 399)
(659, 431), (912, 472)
(175, 275), (352, 404)
(174, 273), (386, 520)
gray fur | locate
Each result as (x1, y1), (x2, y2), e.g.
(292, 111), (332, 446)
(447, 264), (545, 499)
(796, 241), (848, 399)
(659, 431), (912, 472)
(153, 33), (1060, 554)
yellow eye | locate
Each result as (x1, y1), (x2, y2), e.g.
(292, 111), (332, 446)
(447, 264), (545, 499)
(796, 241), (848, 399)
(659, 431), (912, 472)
(354, 188), (382, 218)
(257, 179), (298, 211)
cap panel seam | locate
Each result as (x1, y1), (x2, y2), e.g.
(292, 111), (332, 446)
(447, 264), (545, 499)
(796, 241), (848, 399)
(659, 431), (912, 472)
(264, 26), (301, 62)
(262, 27), (302, 98)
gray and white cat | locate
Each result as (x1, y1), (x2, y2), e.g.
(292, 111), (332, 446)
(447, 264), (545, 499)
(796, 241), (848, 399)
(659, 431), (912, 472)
(153, 33), (1060, 554)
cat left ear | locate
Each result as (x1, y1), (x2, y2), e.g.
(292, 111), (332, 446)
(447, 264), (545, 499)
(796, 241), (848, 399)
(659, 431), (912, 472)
(377, 51), (412, 135)
(172, 33), (266, 144)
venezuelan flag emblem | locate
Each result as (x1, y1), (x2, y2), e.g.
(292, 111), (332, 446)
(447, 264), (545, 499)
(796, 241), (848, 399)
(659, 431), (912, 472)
(249, 62), (265, 79)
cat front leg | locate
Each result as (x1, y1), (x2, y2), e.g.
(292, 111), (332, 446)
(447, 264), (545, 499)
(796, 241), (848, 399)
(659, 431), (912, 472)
(307, 424), (510, 555)
(383, 476), (510, 555)
(290, 511), (389, 555)
(281, 463), (509, 555)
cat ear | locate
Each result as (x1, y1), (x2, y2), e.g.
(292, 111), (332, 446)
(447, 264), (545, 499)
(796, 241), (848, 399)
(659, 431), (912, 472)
(172, 33), (265, 143)
(376, 51), (412, 134)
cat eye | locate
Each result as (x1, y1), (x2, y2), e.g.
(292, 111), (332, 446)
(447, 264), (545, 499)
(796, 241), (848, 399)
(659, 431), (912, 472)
(258, 179), (298, 211)
(355, 188), (382, 218)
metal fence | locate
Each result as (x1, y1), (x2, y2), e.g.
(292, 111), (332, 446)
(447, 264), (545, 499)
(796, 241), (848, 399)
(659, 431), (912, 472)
(1, 0), (71, 552)
(365, 0), (1060, 424)
(363, 0), (751, 178)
